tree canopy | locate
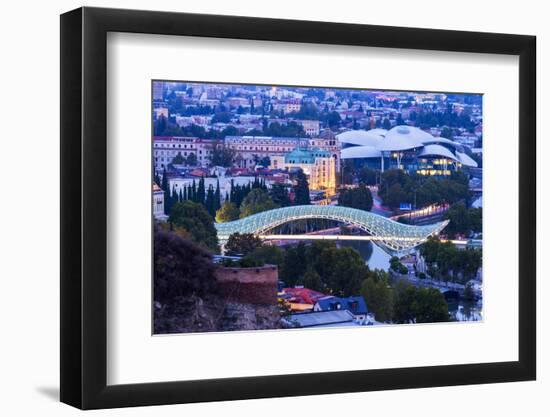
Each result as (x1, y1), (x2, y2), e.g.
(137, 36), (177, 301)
(215, 201), (240, 223)
(224, 233), (264, 256)
(338, 184), (373, 211)
(379, 169), (470, 210)
(393, 281), (449, 324)
(239, 188), (278, 218)
(360, 269), (394, 322)
(293, 169), (311, 205)
(153, 226), (218, 304)
(444, 202), (482, 238)
(419, 237), (482, 283)
(168, 200), (219, 252)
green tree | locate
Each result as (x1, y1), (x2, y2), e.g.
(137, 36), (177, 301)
(185, 152), (197, 166)
(245, 245), (284, 266)
(211, 111), (232, 123)
(389, 256), (408, 274)
(215, 201), (240, 223)
(210, 143), (236, 167)
(338, 184), (373, 211)
(196, 177), (206, 204)
(168, 200), (219, 252)
(225, 233), (263, 256)
(154, 172), (162, 188)
(301, 268), (325, 292)
(240, 188), (277, 218)
(161, 168), (169, 193)
(221, 125), (239, 137)
(420, 237), (481, 283)
(468, 207), (482, 234)
(358, 167), (378, 185)
(214, 180), (221, 212)
(325, 111), (341, 128)
(393, 281), (449, 323)
(205, 185), (216, 217)
(360, 269), (394, 322)
(153, 226), (218, 305)
(440, 126), (453, 139)
(313, 244), (368, 297)
(172, 152), (185, 165)
(269, 183), (291, 207)
(279, 242), (308, 287)
(293, 169), (311, 205)
(444, 202), (470, 237)
(385, 183), (409, 210)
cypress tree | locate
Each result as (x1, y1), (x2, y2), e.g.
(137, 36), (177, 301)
(165, 187), (173, 214)
(205, 185), (216, 217)
(161, 168), (168, 192)
(229, 179), (235, 203)
(214, 179), (221, 211)
(192, 180), (197, 202)
(293, 169), (311, 205)
(197, 177), (206, 204)
(161, 168), (170, 212)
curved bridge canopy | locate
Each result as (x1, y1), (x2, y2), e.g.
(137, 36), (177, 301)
(215, 205), (448, 253)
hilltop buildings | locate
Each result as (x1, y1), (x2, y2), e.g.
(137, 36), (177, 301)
(153, 136), (215, 169)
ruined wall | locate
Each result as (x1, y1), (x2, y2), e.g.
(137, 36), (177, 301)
(215, 265), (278, 305)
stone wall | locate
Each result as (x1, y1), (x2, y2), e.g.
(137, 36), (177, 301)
(215, 265), (278, 305)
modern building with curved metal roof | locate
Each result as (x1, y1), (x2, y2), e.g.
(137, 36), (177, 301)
(341, 145), (382, 159)
(336, 129), (386, 147)
(216, 205), (448, 253)
(378, 125), (429, 151)
(337, 125), (478, 175)
(419, 144), (459, 161)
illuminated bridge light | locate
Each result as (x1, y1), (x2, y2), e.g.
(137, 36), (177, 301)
(215, 205), (448, 253)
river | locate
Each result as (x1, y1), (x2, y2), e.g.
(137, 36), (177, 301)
(337, 240), (391, 271)
(338, 240), (483, 322)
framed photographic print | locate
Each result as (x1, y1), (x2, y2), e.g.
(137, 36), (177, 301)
(60, 6), (536, 410)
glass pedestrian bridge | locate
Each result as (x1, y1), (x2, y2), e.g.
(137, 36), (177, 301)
(216, 205), (448, 253)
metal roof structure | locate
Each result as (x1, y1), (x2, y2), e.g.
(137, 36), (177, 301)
(378, 125), (430, 151)
(337, 126), (479, 168)
(341, 145), (382, 159)
(215, 205), (448, 253)
(336, 129), (386, 147)
(282, 310), (355, 328)
(419, 144), (459, 161)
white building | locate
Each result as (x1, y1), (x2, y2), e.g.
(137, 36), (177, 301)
(284, 148), (337, 195)
(272, 99), (301, 114)
(153, 183), (168, 221)
(225, 135), (341, 171)
(153, 136), (215, 170)
(225, 136), (309, 169)
(298, 120), (320, 136)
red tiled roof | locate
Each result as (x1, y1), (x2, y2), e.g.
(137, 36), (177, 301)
(282, 288), (326, 305)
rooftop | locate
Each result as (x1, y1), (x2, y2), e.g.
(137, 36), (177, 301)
(283, 310), (355, 328)
(338, 126), (478, 167)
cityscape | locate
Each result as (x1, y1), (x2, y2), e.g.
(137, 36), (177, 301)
(152, 80), (483, 334)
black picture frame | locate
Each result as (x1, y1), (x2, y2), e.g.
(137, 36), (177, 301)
(60, 6), (536, 410)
